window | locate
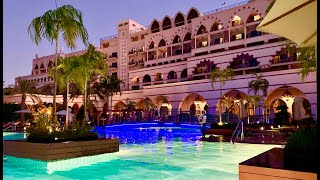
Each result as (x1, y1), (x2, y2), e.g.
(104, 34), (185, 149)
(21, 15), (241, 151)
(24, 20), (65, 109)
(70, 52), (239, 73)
(201, 41), (208, 47)
(121, 31), (126, 37)
(235, 34), (243, 40)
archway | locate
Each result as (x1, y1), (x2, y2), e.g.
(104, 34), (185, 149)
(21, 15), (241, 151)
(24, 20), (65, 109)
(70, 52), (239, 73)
(151, 20), (160, 33)
(179, 93), (207, 117)
(217, 90), (248, 120)
(265, 86), (309, 121)
(174, 13), (185, 27)
(155, 96), (172, 117)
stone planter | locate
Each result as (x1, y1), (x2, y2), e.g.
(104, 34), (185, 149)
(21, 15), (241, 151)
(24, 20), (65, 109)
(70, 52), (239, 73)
(3, 138), (119, 161)
(239, 148), (318, 180)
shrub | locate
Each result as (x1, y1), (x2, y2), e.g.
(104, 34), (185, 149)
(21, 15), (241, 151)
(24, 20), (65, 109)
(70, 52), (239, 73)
(26, 107), (97, 143)
(284, 126), (319, 172)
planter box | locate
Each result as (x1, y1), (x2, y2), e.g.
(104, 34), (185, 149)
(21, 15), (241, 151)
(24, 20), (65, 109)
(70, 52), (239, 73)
(239, 148), (318, 180)
(205, 129), (234, 136)
(3, 139), (119, 161)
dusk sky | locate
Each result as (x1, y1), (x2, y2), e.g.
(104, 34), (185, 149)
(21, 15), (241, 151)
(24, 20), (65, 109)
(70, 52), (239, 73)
(3, 0), (241, 87)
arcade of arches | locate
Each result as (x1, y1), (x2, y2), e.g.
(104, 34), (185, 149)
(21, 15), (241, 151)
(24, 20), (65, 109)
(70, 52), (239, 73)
(101, 86), (312, 122)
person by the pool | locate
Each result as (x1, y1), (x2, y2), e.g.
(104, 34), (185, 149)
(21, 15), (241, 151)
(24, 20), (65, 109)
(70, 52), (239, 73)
(198, 110), (207, 138)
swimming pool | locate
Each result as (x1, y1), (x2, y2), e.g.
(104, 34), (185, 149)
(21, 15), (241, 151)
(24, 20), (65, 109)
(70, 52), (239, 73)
(3, 123), (278, 180)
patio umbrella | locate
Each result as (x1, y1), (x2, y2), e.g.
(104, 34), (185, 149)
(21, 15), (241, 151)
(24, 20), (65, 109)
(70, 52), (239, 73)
(293, 96), (308, 121)
(14, 110), (34, 114)
(257, 0), (317, 47)
(56, 110), (67, 116)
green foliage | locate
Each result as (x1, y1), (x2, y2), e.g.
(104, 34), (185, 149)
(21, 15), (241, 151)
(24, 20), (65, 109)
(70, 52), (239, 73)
(248, 74), (269, 97)
(297, 46), (316, 81)
(284, 127), (318, 170)
(27, 106), (97, 143)
(28, 5), (88, 49)
(2, 103), (20, 122)
(209, 68), (234, 88)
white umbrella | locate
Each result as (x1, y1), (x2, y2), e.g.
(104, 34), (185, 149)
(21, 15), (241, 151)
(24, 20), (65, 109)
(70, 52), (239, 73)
(56, 110), (67, 116)
(257, 0), (317, 47)
(293, 96), (308, 121)
(14, 110), (34, 114)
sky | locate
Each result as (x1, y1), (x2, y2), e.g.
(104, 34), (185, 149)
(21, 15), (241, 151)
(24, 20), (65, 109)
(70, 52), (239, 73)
(3, 0), (242, 87)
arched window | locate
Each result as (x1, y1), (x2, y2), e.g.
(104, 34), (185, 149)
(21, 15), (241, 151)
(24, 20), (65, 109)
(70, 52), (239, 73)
(132, 76), (140, 84)
(246, 13), (261, 23)
(184, 32), (192, 41)
(181, 69), (188, 78)
(143, 74), (151, 83)
(162, 17), (172, 30)
(174, 13), (185, 27)
(210, 22), (222, 31)
(151, 20), (160, 33)
(34, 65), (39, 70)
(40, 63), (44, 69)
(197, 25), (207, 35)
(158, 39), (166, 47)
(155, 73), (163, 81)
(47, 61), (53, 69)
(172, 35), (181, 44)
(187, 8), (199, 23)
(168, 71), (177, 80)
(149, 41), (155, 49)
(231, 15), (243, 27)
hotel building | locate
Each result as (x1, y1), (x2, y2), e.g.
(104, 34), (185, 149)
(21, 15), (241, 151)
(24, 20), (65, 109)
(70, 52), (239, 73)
(13, 0), (317, 122)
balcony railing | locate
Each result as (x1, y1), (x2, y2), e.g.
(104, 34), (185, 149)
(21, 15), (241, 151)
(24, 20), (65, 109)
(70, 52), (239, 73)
(100, 34), (117, 42)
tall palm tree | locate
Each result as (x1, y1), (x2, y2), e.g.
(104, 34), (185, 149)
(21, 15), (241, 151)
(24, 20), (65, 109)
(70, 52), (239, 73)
(124, 99), (136, 121)
(209, 68), (234, 124)
(13, 79), (38, 122)
(248, 74), (269, 118)
(96, 76), (123, 120)
(143, 97), (154, 121)
(28, 5), (89, 117)
(72, 44), (108, 119)
(51, 56), (80, 125)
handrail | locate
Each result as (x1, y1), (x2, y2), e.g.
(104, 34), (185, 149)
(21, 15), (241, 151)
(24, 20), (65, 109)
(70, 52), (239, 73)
(203, 0), (250, 16)
(230, 119), (244, 144)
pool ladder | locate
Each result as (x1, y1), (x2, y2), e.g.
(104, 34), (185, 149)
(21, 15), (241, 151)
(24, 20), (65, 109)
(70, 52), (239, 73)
(230, 119), (244, 144)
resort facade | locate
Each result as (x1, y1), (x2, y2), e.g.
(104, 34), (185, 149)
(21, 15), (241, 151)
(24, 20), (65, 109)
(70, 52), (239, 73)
(13, 0), (317, 122)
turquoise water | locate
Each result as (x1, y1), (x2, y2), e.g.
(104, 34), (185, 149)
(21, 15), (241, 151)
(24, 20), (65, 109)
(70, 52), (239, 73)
(3, 124), (278, 180)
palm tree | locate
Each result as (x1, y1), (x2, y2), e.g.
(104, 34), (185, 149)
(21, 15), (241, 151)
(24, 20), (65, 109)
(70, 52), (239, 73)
(248, 74), (269, 119)
(96, 76), (123, 121)
(209, 68), (234, 125)
(51, 56), (80, 125)
(72, 44), (108, 119)
(28, 5), (89, 117)
(13, 79), (38, 123)
(143, 97), (154, 121)
(124, 99), (136, 122)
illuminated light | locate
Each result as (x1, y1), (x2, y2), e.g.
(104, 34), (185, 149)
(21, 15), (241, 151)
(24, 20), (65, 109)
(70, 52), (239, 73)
(218, 121), (224, 126)
(162, 103), (169, 107)
(54, 137), (58, 140)
(281, 90), (294, 101)
(278, 125), (281, 128)
(260, 127), (264, 131)
(270, 125), (273, 129)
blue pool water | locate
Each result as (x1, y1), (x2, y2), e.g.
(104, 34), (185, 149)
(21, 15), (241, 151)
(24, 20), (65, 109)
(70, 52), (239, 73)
(3, 123), (278, 180)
